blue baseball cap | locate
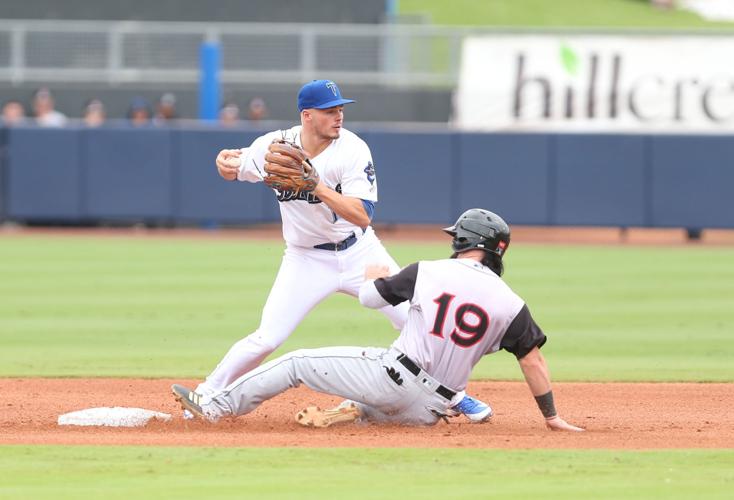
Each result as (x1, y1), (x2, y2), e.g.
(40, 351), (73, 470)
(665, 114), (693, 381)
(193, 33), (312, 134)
(297, 80), (355, 112)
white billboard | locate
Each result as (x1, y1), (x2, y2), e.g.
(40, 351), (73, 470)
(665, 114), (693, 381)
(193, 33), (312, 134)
(454, 35), (734, 132)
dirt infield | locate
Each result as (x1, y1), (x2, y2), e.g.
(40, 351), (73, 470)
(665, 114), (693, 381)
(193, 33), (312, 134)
(2, 378), (732, 449)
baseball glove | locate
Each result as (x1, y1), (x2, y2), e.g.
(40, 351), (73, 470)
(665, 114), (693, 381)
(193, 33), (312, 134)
(263, 139), (320, 194)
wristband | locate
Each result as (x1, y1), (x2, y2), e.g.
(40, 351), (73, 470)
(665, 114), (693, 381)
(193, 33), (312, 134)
(534, 390), (557, 419)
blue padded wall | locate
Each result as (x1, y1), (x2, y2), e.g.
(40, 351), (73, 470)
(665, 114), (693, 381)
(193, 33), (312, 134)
(650, 135), (734, 228)
(2, 126), (733, 229)
(362, 130), (454, 224)
(457, 133), (551, 225)
(175, 129), (278, 223)
(6, 127), (82, 220)
(554, 134), (648, 226)
(83, 127), (173, 219)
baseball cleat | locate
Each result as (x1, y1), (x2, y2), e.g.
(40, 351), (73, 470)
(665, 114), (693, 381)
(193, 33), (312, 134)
(295, 404), (361, 428)
(171, 384), (207, 420)
(450, 395), (493, 423)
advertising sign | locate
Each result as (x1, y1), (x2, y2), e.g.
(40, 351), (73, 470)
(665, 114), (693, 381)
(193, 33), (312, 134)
(455, 35), (734, 131)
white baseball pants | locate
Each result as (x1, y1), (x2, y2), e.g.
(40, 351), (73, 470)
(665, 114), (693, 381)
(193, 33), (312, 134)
(198, 228), (409, 394)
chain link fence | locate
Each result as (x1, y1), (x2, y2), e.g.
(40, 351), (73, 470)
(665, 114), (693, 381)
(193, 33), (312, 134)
(0, 20), (472, 87)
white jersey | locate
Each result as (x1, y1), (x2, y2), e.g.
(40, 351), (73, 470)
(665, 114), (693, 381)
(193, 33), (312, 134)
(237, 125), (378, 247)
(363, 258), (547, 391)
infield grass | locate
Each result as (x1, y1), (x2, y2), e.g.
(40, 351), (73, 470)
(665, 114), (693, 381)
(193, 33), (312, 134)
(1, 234), (732, 382)
(0, 446), (732, 499)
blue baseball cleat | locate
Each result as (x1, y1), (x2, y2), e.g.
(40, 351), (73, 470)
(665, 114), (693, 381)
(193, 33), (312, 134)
(451, 395), (493, 423)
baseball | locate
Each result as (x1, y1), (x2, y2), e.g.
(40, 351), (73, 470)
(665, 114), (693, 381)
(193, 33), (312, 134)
(225, 157), (240, 169)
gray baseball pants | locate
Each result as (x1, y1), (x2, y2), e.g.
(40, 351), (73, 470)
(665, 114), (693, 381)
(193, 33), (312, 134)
(203, 346), (455, 425)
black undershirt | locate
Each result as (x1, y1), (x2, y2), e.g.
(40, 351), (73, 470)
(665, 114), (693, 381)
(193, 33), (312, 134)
(499, 305), (547, 359)
(374, 262), (418, 306)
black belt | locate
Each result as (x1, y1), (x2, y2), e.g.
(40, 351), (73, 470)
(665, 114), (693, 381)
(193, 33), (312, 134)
(397, 354), (456, 401)
(313, 232), (357, 251)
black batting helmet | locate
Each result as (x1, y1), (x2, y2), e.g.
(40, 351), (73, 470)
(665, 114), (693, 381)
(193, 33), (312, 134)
(443, 208), (511, 274)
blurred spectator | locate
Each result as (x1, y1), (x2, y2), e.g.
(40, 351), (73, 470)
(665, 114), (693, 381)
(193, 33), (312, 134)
(247, 97), (268, 122)
(1, 99), (26, 126)
(82, 98), (106, 127)
(32, 87), (68, 127)
(154, 92), (178, 123)
(127, 97), (152, 126)
(219, 101), (241, 127)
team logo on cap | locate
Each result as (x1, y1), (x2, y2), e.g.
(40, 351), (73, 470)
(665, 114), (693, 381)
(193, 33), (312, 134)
(326, 81), (338, 96)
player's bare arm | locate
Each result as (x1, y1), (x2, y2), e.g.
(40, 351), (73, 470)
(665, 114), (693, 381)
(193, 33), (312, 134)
(518, 347), (584, 432)
(216, 149), (242, 180)
(312, 182), (371, 227)
(364, 264), (390, 280)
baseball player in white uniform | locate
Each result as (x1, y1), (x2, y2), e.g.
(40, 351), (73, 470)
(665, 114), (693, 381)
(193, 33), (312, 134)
(189, 80), (491, 421)
(173, 208), (583, 432)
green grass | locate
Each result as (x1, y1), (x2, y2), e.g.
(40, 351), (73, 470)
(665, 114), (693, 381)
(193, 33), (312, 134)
(0, 446), (731, 499)
(4, 3), (733, 495)
(0, 235), (732, 382)
(398, 0), (734, 28)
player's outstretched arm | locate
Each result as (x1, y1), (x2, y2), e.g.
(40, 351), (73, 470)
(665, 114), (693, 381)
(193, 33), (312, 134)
(216, 149), (243, 181)
(518, 347), (584, 432)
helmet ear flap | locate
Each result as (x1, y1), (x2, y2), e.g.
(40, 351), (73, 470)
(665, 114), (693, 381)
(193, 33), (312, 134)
(445, 208), (511, 263)
(451, 235), (470, 253)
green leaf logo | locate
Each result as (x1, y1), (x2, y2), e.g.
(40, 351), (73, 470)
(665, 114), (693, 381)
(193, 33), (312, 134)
(560, 43), (579, 76)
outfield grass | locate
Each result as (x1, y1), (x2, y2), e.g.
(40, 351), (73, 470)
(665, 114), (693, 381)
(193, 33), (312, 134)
(0, 446), (731, 499)
(399, 0), (734, 28)
(1, 235), (732, 381)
